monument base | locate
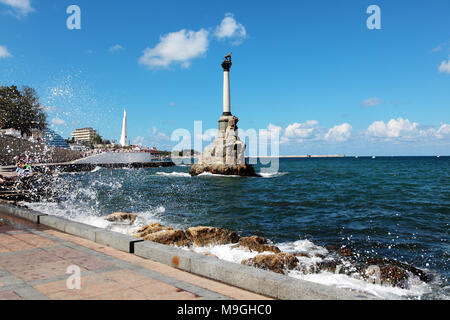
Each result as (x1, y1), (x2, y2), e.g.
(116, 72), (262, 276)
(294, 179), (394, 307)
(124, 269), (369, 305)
(189, 163), (258, 177)
(189, 114), (259, 177)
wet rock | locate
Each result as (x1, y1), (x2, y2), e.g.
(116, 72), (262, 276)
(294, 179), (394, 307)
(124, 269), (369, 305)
(338, 248), (352, 257)
(143, 229), (190, 247)
(325, 245), (337, 251)
(135, 222), (173, 238)
(317, 260), (340, 273)
(295, 252), (310, 258)
(105, 212), (137, 224)
(364, 257), (432, 283)
(315, 254), (325, 259)
(186, 226), (240, 246)
(235, 236), (281, 253)
(379, 265), (408, 287)
(242, 253), (299, 274)
(189, 164), (259, 177)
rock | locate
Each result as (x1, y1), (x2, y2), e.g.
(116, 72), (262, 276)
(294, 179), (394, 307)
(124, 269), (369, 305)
(143, 229), (190, 247)
(135, 222), (173, 238)
(235, 236), (281, 253)
(338, 248), (352, 257)
(105, 212), (137, 224)
(242, 253), (299, 274)
(317, 260), (340, 273)
(364, 257), (432, 283)
(295, 252), (310, 258)
(325, 245), (337, 251)
(186, 226), (240, 246)
(380, 265), (407, 287)
(189, 163), (258, 177)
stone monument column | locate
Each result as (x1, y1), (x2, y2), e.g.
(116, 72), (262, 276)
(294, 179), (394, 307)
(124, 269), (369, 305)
(219, 53), (233, 134)
(189, 53), (258, 177)
(222, 55), (232, 116)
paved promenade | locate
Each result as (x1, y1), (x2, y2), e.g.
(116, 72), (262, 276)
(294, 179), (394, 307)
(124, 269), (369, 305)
(0, 212), (270, 300)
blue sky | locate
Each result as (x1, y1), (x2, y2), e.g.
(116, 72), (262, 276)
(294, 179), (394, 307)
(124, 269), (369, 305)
(0, 0), (449, 155)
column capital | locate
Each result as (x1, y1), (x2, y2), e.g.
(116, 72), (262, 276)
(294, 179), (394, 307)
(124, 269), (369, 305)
(222, 53), (232, 71)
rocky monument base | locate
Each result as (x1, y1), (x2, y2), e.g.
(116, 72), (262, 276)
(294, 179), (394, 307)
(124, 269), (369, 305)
(189, 163), (257, 177)
(189, 115), (259, 177)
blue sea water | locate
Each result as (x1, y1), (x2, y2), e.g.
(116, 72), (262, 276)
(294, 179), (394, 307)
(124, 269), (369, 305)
(27, 157), (449, 299)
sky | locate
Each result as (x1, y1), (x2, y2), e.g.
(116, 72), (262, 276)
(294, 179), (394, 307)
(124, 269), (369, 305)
(0, 0), (449, 156)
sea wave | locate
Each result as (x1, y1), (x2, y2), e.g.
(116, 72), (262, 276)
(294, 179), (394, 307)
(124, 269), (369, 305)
(259, 172), (289, 178)
(155, 172), (191, 177)
(22, 201), (167, 236)
(185, 239), (435, 300)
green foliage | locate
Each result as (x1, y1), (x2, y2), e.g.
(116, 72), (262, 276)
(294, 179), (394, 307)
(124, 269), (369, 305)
(0, 85), (47, 136)
(91, 134), (103, 145)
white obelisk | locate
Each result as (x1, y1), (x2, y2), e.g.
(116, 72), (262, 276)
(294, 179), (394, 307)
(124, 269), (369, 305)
(120, 109), (127, 147)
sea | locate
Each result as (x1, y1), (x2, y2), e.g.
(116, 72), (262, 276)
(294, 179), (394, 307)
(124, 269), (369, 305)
(24, 157), (449, 300)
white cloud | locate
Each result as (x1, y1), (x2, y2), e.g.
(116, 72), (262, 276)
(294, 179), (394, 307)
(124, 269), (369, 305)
(438, 57), (450, 74)
(436, 124), (450, 139)
(139, 29), (209, 69)
(51, 117), (67, 126)
(325, 123), (352, 142)
(361, 97), (383, 107)
(367, 118), (420, 139)
(109, 44), (123, 53)
(133, 136), (146, 146)
(365, 118), (450, 141)
(214, 13), (247, 44)
(0, 0), (34, 17)
(284, 120), (321, 142)
(0, 45), (12, 58)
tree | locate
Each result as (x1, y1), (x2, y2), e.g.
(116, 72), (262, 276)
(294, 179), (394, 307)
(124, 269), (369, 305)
(0, 85), (47, 136)
(92, 134), (103, 145)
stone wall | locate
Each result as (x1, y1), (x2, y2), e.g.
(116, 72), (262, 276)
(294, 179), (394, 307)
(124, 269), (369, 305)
(0, 135), (82, 165)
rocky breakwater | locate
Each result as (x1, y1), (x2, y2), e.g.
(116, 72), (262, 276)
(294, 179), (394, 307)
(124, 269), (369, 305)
(129, 220), (434, 290)
(189, 116), (258, 177)
(0, 173), (58, 205)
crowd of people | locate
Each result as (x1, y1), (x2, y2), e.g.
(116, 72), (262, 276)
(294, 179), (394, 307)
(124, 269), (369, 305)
(15, 158), (33, 177)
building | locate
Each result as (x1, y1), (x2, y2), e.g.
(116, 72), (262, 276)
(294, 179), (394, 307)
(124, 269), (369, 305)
(72, 128), (97, 143)
(44, 129), (70, 149)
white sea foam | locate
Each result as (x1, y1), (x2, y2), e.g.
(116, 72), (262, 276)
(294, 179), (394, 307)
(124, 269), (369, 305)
(182, 238), (434, 300)
(155, 172), (191, 177)
(259, 172), (288, 178)
(90, 166), (103, 173)
(22, 201), (167, 236)
(197, 172), (241, 178)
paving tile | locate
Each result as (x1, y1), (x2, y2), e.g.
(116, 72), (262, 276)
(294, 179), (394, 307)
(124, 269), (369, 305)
(11, 233), (56, 248)
(0, 250), (62, 269)
(87, 288), (149, 300)
(135, 284), (202, 300)
(44, 246), (91, 260)
(0, 290), (23, 300)
(9, 259), (85, 282)
(101, 269), (160, 288)
(68, 256), (114, 271)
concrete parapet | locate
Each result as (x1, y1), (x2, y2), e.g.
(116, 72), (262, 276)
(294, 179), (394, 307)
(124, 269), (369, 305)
(0, 203), (46, 223)
(94, 229), (143, 253)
